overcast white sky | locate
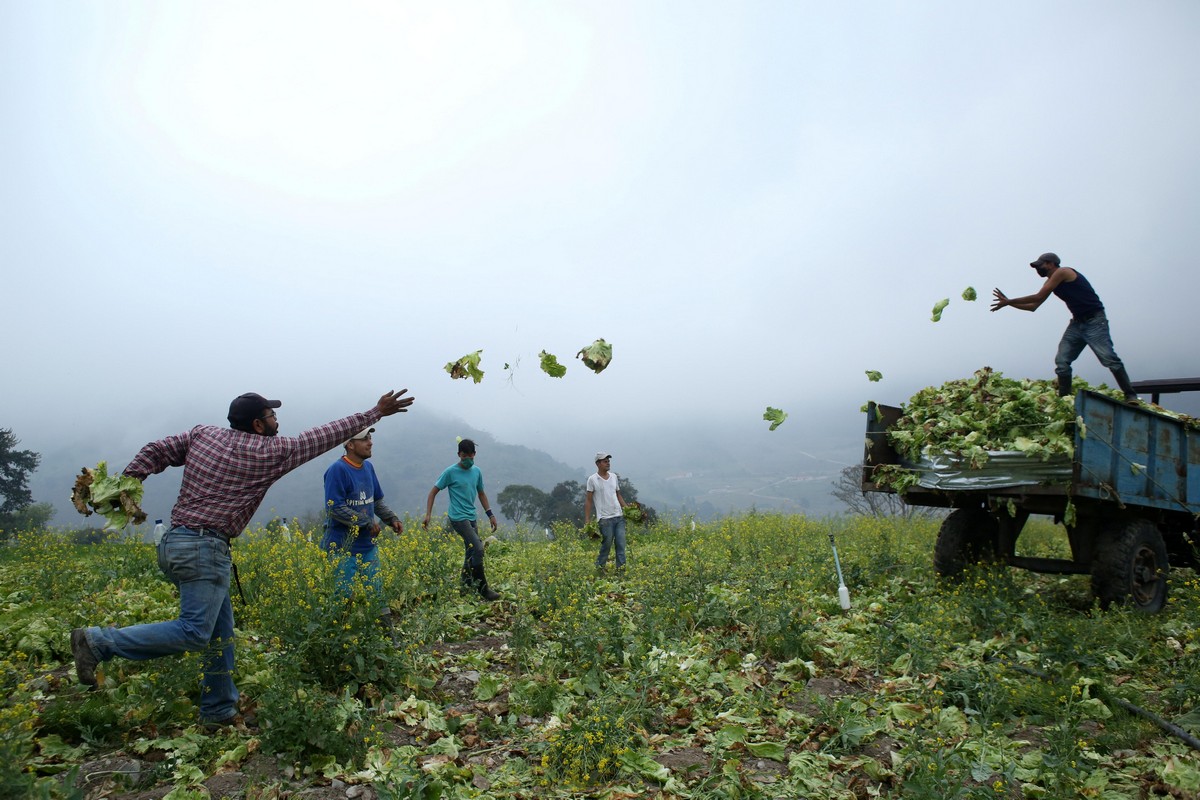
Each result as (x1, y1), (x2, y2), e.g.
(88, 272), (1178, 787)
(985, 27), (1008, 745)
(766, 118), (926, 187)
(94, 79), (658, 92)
(3, 1), (1199, 474)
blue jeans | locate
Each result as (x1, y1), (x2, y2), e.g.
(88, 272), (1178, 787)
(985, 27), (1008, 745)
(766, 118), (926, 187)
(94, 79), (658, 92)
(596, 516), (627, 568)
(321, 539), (381, 597)
(1055, 311), (1125, 378)
(85, 529), (237, 723)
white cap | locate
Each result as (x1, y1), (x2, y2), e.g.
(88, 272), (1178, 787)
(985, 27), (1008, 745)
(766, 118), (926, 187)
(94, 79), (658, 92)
(595, 452), (612, 463)
(348, 427), (375, 441)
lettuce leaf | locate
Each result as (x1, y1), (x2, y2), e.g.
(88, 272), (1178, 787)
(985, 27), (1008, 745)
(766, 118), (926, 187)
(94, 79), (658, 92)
(931, 298), (950, 322)
(72, 461), (147, 529)
(763, 407), (788, 431)
(538, 350), (567, 378)
(576, 339), (613, 373)
(445, 350), (485, 384)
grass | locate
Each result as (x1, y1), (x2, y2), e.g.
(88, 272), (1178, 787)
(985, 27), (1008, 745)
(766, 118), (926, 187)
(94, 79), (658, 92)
(2, 513), (1199, 798)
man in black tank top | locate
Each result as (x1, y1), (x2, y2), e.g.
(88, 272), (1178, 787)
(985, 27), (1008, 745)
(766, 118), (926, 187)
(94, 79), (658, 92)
(991, 252), (1137, 402)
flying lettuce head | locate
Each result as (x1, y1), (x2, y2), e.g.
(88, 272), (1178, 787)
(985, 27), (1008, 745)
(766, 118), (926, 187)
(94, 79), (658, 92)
(576, 339), (613, 373)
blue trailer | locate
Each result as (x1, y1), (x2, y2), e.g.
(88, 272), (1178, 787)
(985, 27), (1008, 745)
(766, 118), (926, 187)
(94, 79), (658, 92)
(863, 379), (1200, 612)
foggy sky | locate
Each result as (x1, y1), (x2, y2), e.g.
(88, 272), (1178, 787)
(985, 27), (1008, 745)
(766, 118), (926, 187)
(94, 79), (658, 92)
(4, 1), (1199, 482)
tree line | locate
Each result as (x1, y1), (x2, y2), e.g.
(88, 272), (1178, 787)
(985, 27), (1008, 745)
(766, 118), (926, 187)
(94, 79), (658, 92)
(0, 428), (54, 537)
(497, 477), (659, 528)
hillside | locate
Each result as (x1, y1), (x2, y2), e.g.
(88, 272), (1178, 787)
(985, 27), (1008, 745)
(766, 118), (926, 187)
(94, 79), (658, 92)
(28, 411), (856, 535)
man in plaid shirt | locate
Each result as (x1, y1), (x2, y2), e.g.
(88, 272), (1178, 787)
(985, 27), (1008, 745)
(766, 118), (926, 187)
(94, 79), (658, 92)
(70, 388), (414, 729)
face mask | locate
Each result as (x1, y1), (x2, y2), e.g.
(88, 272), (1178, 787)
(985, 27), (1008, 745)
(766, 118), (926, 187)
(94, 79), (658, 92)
(459, 457), (474, 469)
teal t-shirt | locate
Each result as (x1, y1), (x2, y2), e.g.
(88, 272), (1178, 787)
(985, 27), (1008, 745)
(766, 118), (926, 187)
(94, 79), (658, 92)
(435, 463), (484, 521)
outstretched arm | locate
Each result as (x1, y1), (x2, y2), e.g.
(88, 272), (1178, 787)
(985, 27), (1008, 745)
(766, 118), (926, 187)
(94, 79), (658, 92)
(992, 270), (1069, 313)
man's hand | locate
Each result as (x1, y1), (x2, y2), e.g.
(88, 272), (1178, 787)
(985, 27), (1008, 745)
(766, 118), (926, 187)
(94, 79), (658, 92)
(421, 514), (431, 531)
(375, 389), (415, 417)
(488, 515), (498, 532)
(390, 519), (403, 533)
(990, 288), (1009, 312)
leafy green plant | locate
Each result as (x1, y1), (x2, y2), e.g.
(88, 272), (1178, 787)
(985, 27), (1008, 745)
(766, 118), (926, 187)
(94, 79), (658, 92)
(576, 338), (612, 373)
(443, 350), (484, 383)
(537, 350), (566, 378)
(539, 701), (639, 787)
(258, 673), (370, 766)
(762, 406), (787, 430)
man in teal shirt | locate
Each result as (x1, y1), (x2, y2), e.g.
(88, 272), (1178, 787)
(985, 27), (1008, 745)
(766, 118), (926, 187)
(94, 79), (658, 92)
(422, 439), (500, 601)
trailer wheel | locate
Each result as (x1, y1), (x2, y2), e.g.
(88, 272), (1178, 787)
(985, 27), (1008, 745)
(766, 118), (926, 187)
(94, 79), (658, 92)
(1091, 519), (1168, 612)
(934, 507), (1000, 579)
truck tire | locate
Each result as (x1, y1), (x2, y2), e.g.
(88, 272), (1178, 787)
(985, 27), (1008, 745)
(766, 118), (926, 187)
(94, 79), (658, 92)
(1090, 518), (1168, 612)
(934, 507), (1000, 579)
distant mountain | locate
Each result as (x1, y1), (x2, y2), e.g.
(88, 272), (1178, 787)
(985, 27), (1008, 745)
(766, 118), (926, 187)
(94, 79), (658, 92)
(29, 409), (859, 536)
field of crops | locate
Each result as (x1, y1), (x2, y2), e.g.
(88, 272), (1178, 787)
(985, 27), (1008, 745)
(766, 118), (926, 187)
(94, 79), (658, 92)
(3, 514), (1200, 799)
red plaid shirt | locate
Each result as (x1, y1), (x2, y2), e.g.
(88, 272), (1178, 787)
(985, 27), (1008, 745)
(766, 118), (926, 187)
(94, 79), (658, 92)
(123, 410), (381, 537)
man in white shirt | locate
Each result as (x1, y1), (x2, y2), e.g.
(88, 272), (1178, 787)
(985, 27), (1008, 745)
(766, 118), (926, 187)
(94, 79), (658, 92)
(583, 452), (628, 572)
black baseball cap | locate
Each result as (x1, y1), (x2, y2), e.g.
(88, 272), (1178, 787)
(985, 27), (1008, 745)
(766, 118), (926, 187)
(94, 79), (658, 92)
(1030, 252), (1061, 267)
(228, 392), (282, 426)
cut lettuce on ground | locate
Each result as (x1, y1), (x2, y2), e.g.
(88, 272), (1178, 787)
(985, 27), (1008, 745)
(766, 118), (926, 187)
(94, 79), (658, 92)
(445, 350), (485, 384)
(576, 339), (613, 373)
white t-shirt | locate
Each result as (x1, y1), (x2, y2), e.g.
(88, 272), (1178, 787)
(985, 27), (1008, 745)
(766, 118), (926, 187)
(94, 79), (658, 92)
(587, 472), (622, 519)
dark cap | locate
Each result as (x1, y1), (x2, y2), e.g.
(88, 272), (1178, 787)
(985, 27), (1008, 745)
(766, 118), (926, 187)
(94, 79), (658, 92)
(1030, 252), (1061, 268)
(228, 392), (282, 426)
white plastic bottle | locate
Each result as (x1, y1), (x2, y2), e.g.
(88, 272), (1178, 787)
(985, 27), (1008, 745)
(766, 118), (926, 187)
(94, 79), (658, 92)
(152, 519), (165, 545)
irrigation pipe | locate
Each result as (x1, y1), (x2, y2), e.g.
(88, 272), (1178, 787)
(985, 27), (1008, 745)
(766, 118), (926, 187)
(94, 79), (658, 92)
(996, 660), (1200, 752)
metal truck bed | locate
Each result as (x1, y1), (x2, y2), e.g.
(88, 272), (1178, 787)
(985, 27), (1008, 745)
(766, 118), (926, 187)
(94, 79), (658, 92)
(860, 381), (1200, 612)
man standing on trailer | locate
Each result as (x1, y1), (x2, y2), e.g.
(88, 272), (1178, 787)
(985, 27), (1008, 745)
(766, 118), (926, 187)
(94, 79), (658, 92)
(992, 252), (1138, 401)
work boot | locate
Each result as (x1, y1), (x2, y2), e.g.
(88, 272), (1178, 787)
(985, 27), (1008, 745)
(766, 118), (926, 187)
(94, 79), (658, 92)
(70, 628), (98, 687)
(201, 712), (259, 734)
(472, 564), (501, 601)
(1112, 367), (1139, 403)
(1056, 373), (1073, 397)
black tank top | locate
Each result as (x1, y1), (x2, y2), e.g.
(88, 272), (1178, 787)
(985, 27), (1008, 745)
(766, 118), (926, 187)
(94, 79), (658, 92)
(1052, 271), (1104, 320)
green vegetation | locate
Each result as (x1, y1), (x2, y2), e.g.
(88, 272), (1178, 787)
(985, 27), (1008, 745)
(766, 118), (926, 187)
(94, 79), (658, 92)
(445, 350), (485, 384)
(539, 350), (568, 378)
(0, 428), (49, 539)
(886, 367), (1076, 469)
(576, 339), (613, 374)
(499, 477), (658, 528)
(762, 407), (788, 431)
(2, 514), (1199, 798)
